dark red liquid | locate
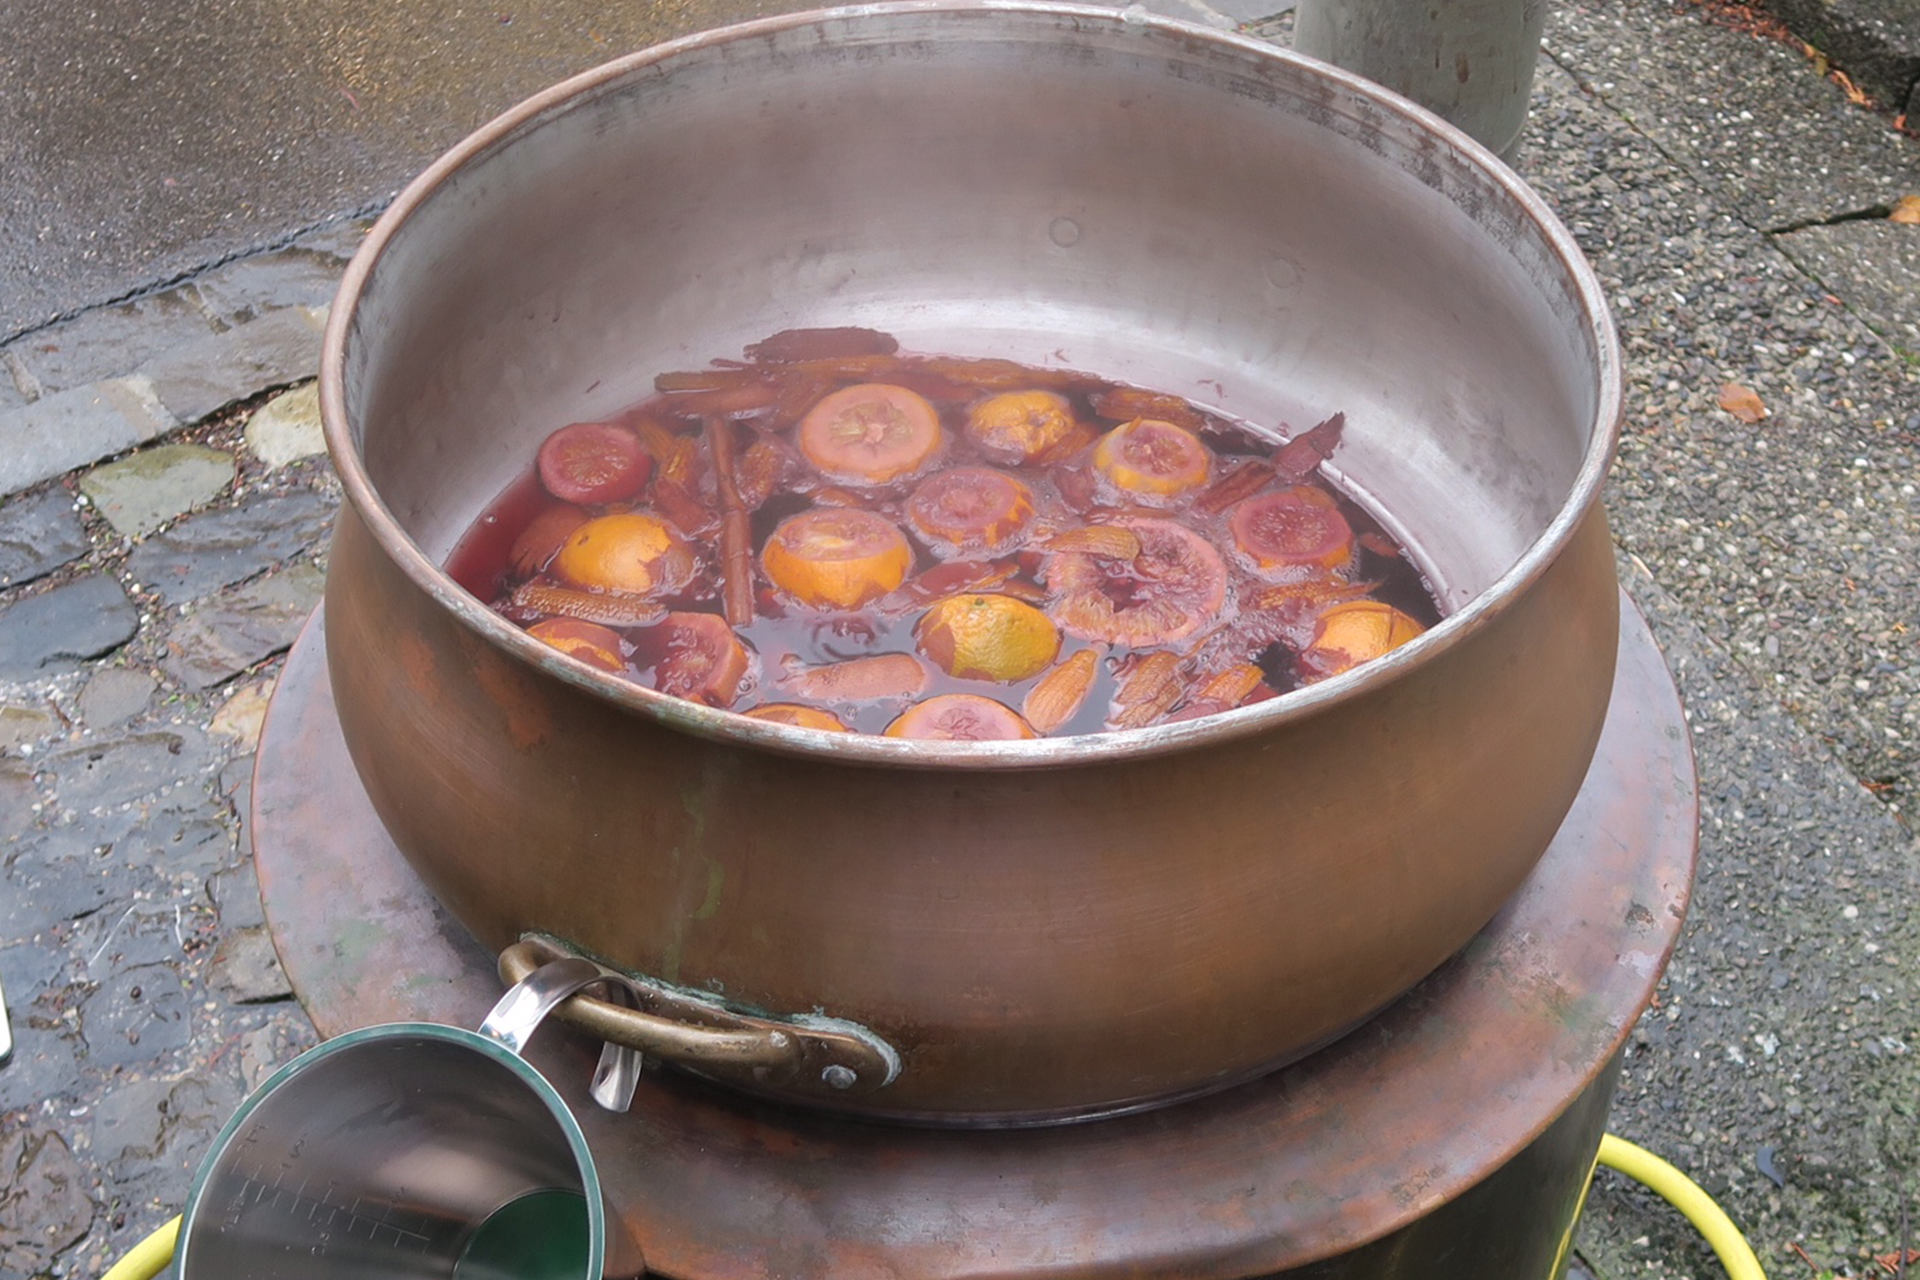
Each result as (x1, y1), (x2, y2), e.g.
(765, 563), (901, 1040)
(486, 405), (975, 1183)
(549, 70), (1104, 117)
(447, 467), (550, 601)
(446, 339), (1443, 738)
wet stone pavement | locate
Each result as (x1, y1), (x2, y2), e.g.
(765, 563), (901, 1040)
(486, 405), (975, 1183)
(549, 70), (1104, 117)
(2, 0), (1919, 1277)
(0, 359), (338, 1277)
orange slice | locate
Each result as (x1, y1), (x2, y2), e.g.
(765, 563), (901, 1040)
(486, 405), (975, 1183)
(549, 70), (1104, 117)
(1299, 601), (1427, 682)
(1091, 418), (1213, 499)
(744, 703), (852, 732)
(645, 612), (752, 707)
(915, 594), (1061, 683)
(527, 618), (625, 673)
(1045, 516), (1229, 648)
(551, 512), (696, 597)
(904, 467), (1036, 555)
(797, 383), (942, 484)
(761, 508), (913, 609)
(884, 694), (1036, 741)
(964, 390), (1089, 465)
(1227, 488), (1355, 578)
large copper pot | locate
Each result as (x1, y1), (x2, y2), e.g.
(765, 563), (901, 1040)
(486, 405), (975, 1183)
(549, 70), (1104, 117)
(319, 2), (1622, 1124)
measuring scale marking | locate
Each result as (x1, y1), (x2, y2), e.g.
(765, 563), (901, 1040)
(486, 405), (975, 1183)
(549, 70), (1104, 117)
(225, 1166), (436, 1252)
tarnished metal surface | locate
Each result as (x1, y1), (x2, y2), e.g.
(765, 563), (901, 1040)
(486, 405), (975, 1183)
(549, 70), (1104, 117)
(317, 3), (1625, 1121)
(255, 587), (1693, 1278)
(499, 937), (902, 1102)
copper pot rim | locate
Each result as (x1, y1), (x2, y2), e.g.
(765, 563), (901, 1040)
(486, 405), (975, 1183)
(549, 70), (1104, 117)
(318, 0), (1623, 772)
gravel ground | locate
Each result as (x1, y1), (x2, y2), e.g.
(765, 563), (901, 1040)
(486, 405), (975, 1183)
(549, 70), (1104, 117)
(1511, 2), (1920, 1274)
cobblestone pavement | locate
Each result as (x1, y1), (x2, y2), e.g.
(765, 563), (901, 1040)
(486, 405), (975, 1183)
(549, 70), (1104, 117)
(2, 0), (1917, 1277)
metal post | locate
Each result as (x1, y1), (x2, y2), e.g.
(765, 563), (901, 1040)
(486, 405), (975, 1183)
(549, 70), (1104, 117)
(1292, 0), (1547, 161)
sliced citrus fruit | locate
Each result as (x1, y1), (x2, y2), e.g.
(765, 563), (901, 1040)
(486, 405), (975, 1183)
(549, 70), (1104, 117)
(509, 503), (590, 577)
(964, 390), (1090, 465)
(645, 612), (753, 707)
(743, 703), (852, 732)
(1091, 418), (1213, 499)
(551, 512), (696, 597)
(796, 383), (942, 484)
(915, 594), (1062, 683)
(1298, 601), (1427, 682)
(904, 467), (1037, 555)
(537, 421), (651, 504)
(527, 618), (625, 673)
(884, 694), (1036, 741)
(1045, 516), (1229, 649)
(761, 508), (913, 609)
(1227, 488), (1356, 578)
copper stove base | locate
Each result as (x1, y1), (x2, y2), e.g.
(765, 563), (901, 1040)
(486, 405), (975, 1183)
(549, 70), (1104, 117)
(253, 591), (1695, 1279)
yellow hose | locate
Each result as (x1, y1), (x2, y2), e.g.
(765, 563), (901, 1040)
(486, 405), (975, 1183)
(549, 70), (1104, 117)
(1596, 1133), (1769, 1280)
(99, 1215), (178, 1280)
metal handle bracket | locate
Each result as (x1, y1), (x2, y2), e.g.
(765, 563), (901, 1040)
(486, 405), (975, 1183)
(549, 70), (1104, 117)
(499, 936), (900, 1100)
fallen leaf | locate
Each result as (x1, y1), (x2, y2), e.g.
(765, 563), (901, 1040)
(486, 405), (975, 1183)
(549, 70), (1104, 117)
(1717, 382), (1769, 424)
(1889, 195), (1920, 224)
(1833, 67), (1871, 107)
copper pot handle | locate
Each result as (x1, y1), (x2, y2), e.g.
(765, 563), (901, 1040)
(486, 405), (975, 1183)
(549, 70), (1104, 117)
(498, 936), (900, 1099)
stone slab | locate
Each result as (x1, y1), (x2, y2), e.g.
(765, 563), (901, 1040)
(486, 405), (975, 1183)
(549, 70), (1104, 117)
(0, 938), (85, 1109)
(209, 857), (268, 933)
(0, 703), (59, 753)
(1, 285), (217, 399)
(124, 488), (334, 604)
(77, 950), (194, 1070)
(45, 730), (198, 817)
(244, 381), (327, 468)
(207, 679), (274, 749)
(1774, 217), (1920, 359)
(0, 829), (167, 939)
(0, 1126), (94, 1277)
(0, 764), (34, 840)
(138, 305), (326, 425)
(88, 1076), (177, 1165)
(0, 351), (32, 411)
(0, 574), (138, 680)
(0, 486), (90, 588)
(210, 925), (293, 1003)
(79, 443), (235, 538)
(190, 248), (349, 326)
(161, 561), (325, 689)
(74, 666), (157, 729)
(0, 376), (178, 498)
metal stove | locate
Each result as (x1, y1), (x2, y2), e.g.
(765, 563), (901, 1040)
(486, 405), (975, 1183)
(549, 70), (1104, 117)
(251, 590), (1694, 1280)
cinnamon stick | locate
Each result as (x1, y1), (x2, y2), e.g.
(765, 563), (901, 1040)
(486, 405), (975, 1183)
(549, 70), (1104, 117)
(1274, 411), (1346, 483)
(703, 416), (756, 627)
